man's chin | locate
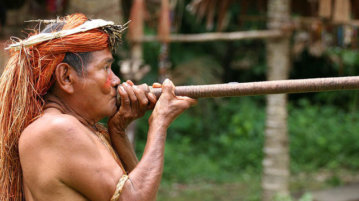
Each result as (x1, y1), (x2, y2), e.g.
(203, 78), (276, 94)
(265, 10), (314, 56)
(109, 103), (118, 117)
(101, 101), (118, 119)
(109, 110), (117, 117)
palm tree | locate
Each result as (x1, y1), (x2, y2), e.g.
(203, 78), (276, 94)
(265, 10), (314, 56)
(262, 0), (291, 200)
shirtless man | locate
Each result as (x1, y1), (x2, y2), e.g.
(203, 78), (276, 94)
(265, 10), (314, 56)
(0, 14), (196, 201)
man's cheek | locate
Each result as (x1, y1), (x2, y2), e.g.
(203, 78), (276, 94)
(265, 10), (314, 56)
(104, 74), (112, 89)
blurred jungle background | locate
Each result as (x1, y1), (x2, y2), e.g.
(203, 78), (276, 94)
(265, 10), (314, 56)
(1, 0), (359, 200)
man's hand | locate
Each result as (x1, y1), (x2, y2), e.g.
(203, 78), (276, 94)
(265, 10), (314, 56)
(108, 80), (157, 133)
(149, 79), (197, 129)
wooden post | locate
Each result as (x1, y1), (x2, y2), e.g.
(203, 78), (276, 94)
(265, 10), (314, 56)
(127, 41), (143, 146)
(157, 0), (171, 82)
(319, 0), (332, 18)
(333, 0), (351, 23)
(126, 0), (146, 146)
(262, 0), (291, 200)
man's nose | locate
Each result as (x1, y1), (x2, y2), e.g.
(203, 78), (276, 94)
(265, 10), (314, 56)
(111, 71), (121, 87)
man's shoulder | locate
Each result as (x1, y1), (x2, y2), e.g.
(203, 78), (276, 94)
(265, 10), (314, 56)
(19, 112), (86, 153)
(22, 112), (80, 137)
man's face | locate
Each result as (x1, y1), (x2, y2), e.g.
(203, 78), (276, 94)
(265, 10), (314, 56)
(73, 48), (120, 120)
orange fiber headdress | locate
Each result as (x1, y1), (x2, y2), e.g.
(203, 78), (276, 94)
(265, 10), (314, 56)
(0, 13), (118, 201)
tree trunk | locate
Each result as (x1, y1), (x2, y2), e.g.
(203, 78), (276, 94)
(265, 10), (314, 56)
(262, 0), (291, 200)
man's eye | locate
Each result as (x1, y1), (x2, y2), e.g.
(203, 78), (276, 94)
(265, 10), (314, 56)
(104, 66), (110, 71)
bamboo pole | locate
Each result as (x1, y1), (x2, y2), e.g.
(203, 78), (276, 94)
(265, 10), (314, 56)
(117, 76), (359, 103)
(133, 29), (283, 43)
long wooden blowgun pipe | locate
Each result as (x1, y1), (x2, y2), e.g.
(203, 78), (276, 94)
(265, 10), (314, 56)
(117, 76), (359, 105)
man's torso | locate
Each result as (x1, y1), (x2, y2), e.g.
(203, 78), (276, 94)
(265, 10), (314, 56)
(19, 108), (121, 201)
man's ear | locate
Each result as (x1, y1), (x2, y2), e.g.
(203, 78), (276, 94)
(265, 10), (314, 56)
(54, 63), (78, 94)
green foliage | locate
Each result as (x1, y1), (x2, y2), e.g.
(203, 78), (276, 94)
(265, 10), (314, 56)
(289, 99), (359, 173)
(136, 97), (359, 184)
(273, 193), (313, 201)
(162, 138), (221, 183)
(298, 193), (313, 201)
(326, 48), (359, 73)
(136, 97), (265, 183)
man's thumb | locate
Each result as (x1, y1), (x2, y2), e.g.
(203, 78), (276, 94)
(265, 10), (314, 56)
(162, 79), (175, 94)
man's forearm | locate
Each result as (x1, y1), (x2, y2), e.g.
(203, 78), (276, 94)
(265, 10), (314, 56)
(127, 124), (167, 201)
(113, 123), (167, 201)
(110, 129), (138, 172)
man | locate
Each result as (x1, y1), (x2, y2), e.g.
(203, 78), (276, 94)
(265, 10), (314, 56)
(0, 13), (196, 201)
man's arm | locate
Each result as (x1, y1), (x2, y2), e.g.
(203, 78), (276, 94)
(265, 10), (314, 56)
(113, 121), (167, 201)
(108, 80), (157, 172)
(109, 130), (138, 172)
(109, 79), (196, 201)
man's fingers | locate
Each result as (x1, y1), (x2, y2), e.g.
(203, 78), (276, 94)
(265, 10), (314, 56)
(118, 86), (130, 108)
(162, 79), (175, 95)
(147, 93), (157, 104)
(133, 85), (148, 110)
(123, 82), (137, 103)
(147, 93), (157, 109)
(126, 80), (135, 86)
(122, 82), (139, 114)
